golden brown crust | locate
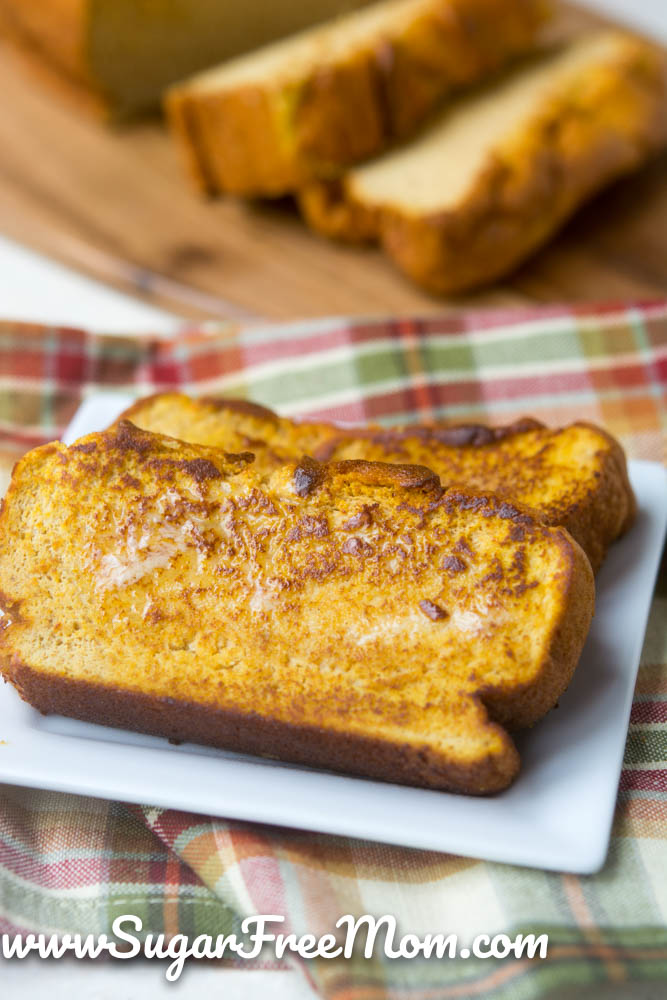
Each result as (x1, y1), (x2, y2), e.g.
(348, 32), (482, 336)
(119, 393), (637, 571)
(120, 392), (280, 429)
(319, 420), (637, 573)
(478, 530), (594, 727)
(298, 176), (382, 241)
(0, 425), (596, 795)
(294, 454), (442, 494)
(166, 0), (549, 196)
(542, 421), (637, 573)
(315, 417), (547, 457)
(300, 33), (667, 292)
(4, 659), (520, 794)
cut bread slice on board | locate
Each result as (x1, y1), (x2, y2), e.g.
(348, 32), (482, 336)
(299, 31), (667, 293)
(166, 0), (549, 195)
(119, 392), (636, 571)
(0, 0), (371, 116)
(0, 422), (594, 794)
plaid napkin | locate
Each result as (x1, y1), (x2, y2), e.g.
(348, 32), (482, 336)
(0, 302), (666, 999)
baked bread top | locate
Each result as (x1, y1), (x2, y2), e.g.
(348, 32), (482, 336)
(0, 421), (594, 794)
(119, 392), (636, 571)
(166, 0), (548, 194)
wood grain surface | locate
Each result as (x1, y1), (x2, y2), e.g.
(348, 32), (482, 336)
(0, 3), (664, 322)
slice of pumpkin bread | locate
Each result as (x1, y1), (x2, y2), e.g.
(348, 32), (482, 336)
(166, 0), (549, 195)
(0, 422), (594, 794)
(299, 31), (666, 292)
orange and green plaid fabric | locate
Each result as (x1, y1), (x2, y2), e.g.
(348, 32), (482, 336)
(0, 301), (666, 999)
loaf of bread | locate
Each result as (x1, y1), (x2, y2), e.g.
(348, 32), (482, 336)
(300, 31), (666, 293)
(0, 0), (370, 116)
(165, 0), (549, 195)
(0, 422), (594, 794)
(120, 393), (636, 571)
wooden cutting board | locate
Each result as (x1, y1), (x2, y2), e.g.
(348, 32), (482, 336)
(0, 2), (664, 322)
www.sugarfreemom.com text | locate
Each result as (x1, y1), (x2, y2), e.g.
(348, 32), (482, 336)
(2, 914), (548, 980)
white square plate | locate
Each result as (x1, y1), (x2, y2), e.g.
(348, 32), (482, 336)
(1, 395), (665, 872)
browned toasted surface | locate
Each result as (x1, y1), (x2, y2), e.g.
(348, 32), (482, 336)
(118, 392), (340, 475)
(166, 0), (548, 196)
(119, 393), (635, 570)
(299, 31), (667, 293)
(0, 422), (594, 794)
(319, 422), (636, 573)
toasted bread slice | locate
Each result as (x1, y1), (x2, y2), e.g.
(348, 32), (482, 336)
(0, 422), (594, 794)
(119, 393), (635, 571)
(166, 0), (548, 195)
(119, 393), (341, 476)
(299, 31), (666, 292)
(318, 422), (636, 573)
(0, 0), (370, 116)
